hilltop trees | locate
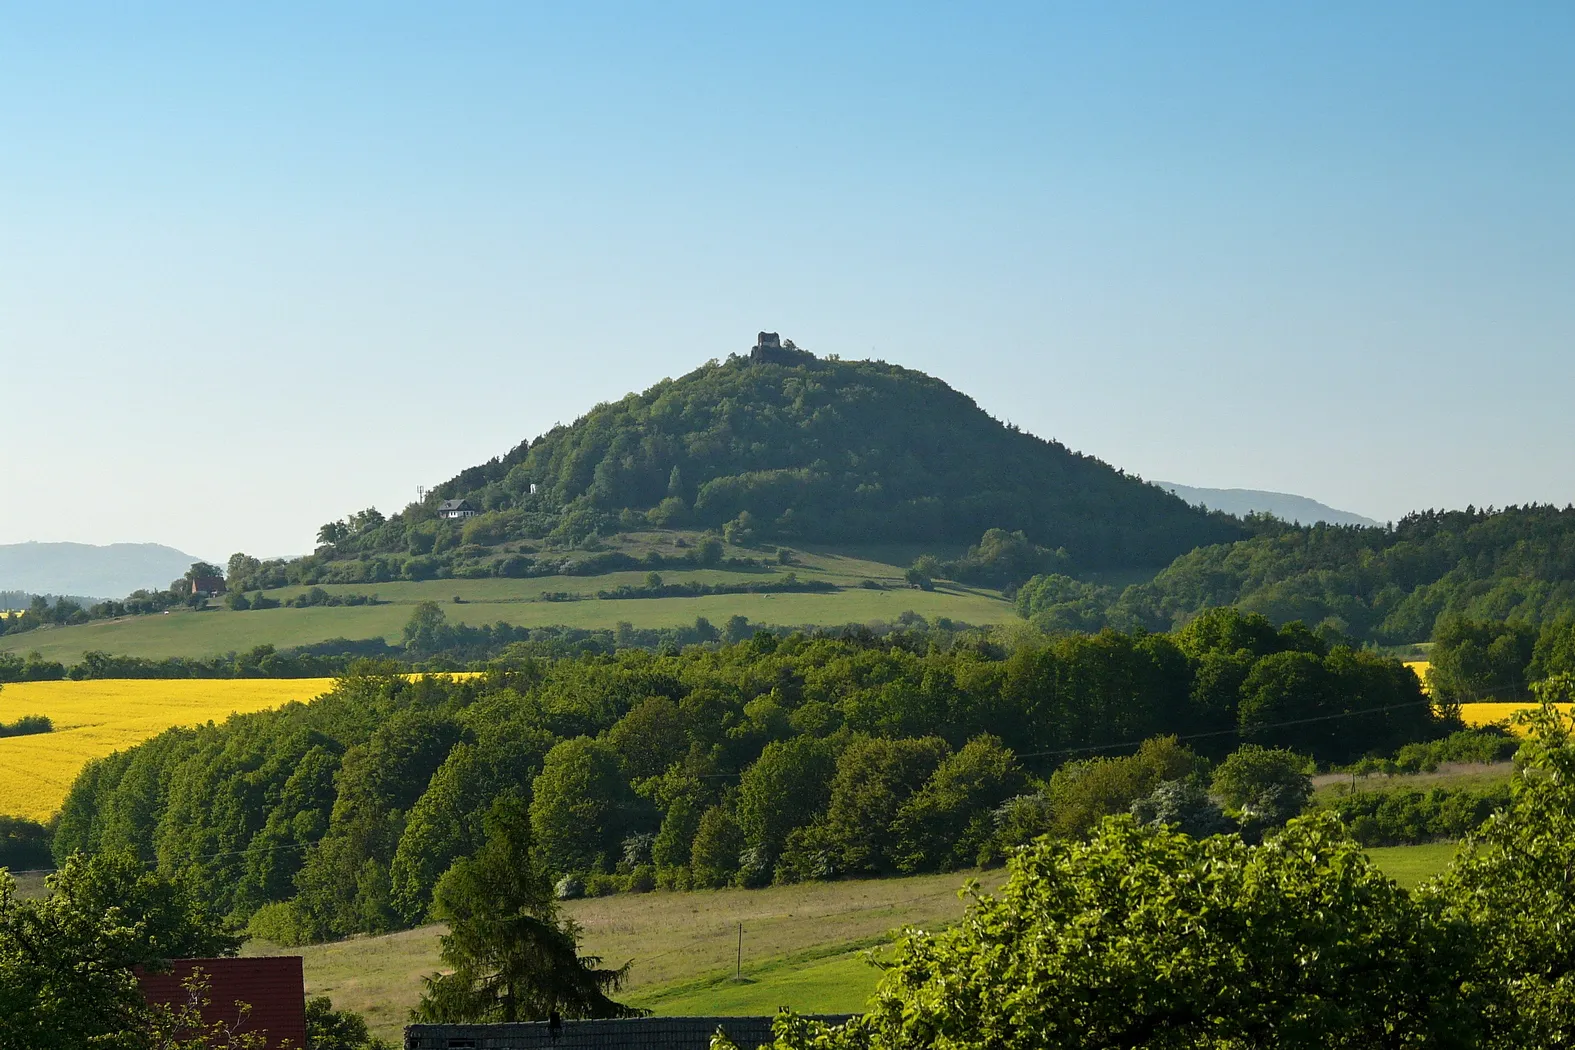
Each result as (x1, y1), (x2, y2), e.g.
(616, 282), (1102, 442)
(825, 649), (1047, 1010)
(325, 356), (1238, 571)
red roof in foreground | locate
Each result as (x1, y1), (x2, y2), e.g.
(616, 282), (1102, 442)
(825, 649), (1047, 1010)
(137, 956), (307, 1050)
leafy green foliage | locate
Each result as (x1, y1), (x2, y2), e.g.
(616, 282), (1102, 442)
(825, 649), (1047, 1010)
(1423, 688), (1575, 1044)
(1314, 785), (1509, 846)
(732, 814), (1481, 1050)
(304, 996), (393, 1050)
(0, 815), (52, 870)
(1210, 745), (1313, 832)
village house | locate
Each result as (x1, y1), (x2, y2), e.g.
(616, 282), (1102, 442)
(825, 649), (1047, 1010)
(438, 498), (480, 520)
(189, 576), (227, 598)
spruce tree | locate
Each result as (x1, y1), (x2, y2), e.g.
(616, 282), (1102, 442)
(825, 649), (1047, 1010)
(412, 795), (638, 1023)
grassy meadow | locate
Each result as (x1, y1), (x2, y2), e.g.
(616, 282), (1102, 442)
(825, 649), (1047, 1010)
(244, 844), (1457, 1041)
(0, 678), (335, 820)
(0, 549), (1013, 664)
(248, 870), (1006, 1040)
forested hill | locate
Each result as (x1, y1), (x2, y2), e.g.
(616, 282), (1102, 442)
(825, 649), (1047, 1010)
(1020, 504), (1575, 643)
(422, 353), (1240, 568)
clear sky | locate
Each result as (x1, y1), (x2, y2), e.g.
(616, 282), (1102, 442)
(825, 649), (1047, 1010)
(3, 2), (1571, 560)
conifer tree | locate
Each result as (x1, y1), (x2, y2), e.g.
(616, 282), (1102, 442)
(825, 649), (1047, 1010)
(412, 795), (638, 1023)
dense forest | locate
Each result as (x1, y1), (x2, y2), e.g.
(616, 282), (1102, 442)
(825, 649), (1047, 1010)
(1011, 504), (1575, 643)
(53, 609), (1441, 944)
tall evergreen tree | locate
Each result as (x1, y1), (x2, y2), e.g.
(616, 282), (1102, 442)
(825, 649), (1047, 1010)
(412, 796), (639, 1023)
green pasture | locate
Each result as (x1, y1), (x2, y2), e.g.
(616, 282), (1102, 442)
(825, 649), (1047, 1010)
(631, 946), (882, 1016)
(1366, 841), (1459, 889)
(0, 547), (1012, 663)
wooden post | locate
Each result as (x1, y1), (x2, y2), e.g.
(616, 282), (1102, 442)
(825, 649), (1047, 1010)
(736, 922), (743, 979)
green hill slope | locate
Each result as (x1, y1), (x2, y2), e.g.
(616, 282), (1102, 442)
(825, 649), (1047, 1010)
(312, 352), (1240, 579)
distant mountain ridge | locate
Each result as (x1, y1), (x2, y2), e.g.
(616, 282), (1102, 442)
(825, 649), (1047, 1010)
(0, 542), (204, 601)
(1153, 482), (1380, 528)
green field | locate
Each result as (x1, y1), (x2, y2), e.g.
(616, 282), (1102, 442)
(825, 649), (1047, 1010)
(240, 842), (1456, 1041)
(1, 548), (1012, 663)
(1365, 841), (1459, 889)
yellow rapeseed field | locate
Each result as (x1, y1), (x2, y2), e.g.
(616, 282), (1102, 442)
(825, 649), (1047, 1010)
(1459, 702), (1575, 733)
(0, 678), (335, 822)
(1408, 660), (1574, 733)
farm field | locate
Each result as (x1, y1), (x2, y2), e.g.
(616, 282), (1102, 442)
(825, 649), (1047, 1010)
(0, 550), (1012, 664)
(246, 842), (1457, 1041)
(0, 678), (335, 820)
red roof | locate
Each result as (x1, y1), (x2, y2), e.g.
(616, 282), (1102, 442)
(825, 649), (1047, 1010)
(137, 957), (307, 1050)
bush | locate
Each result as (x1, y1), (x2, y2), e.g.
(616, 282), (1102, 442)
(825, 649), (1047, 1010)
(655, 865), (692, 892)
(0, 815), (52, 869)
(553, 874), (586, 900)
(1211, 745), (1313, 832)
(245, 901), (315, 946)
(1316, 786), (1509, 846)
(0, 714), (51, 738)
(1390, 727), (1519, 773)
(583, 873), (625, 897)
(730, 815), (1480, 1050)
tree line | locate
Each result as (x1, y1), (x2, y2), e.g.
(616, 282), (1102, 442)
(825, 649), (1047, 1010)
(1005, 504), (1575, 643)
(51, 609), (1441, 946)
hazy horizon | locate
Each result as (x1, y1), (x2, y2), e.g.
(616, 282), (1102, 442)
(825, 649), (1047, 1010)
(4, 3), (1571, 557)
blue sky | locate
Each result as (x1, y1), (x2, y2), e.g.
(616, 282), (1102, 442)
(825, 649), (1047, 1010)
(2, 2), (1571, 559)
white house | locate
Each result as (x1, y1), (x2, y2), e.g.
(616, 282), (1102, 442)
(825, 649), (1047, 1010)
(437, 498), (479, 520)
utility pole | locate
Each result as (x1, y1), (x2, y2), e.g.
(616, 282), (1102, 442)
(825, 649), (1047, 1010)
(735, 923), (743, 980)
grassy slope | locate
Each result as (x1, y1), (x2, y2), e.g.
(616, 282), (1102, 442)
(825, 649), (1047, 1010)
(247, 845), (1454, 1041)
(247, 871), (1005, 1040)
(1, 549), (1012, 663)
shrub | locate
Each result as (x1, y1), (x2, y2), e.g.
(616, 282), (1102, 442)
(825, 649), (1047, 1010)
(1316, 786), (1509, 846)
(0, 815), (52, 869)
(1390, 727), (1519, 772)
(584, 873), (625, 897)
(1211, 745), (1313, 832)
(0, 714), (52, 738)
